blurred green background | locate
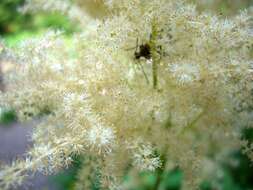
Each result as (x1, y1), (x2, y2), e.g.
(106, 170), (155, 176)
(0, 0), (76, 46)
(0, 0), (253, 190)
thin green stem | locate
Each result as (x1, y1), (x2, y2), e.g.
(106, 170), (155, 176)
(153, 152), (167, 190)
(150, 20), (159, 89)
(182, 109), (206, 134)
(152, 56), (158, 89)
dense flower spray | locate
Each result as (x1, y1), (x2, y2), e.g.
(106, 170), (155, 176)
(0, 0), (253, 189)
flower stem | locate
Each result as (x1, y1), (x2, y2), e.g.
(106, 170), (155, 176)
(150, 20), (159, 89)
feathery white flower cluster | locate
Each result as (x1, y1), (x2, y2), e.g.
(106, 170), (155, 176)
(0, 0), (252, 189)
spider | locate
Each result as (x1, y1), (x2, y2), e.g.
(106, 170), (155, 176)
(132, 38), (152, 84)
(127, 38), (163, 86)
(134, 40), (151, 60)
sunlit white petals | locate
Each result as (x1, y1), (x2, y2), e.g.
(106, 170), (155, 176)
(87, 126), (115, 153)
(0, 0), (252, 189)
(169, 63), (200, 85)
(132, 144), (161, 171)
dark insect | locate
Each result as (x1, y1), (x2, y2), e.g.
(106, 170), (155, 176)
(130, 39), (150, 84)
(131, 37), (164, 88)
(134, 43), (151, 60)
(126, 38), (162, 85)
(134, 38), (164, 60)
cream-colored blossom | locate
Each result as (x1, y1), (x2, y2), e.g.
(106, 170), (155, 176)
(0, 0), (252, 189)
(87, 125), (115, 153)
